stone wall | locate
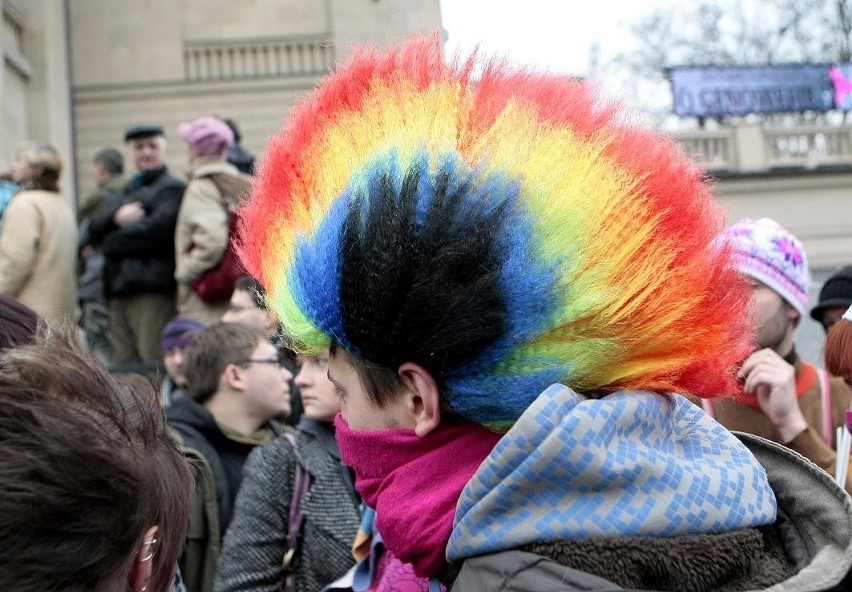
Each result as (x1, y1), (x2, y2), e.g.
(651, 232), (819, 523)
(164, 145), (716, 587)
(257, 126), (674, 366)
(0, 0), (74, 198)
(68, 0), (441, 200)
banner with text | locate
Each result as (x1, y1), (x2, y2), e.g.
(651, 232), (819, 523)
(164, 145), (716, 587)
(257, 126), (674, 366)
(670, 64), (852, 117)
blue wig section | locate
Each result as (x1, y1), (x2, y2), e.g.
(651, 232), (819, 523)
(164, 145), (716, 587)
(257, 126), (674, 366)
(291, 146), (568, 427)
(288, 151), (404, 354)
(436, 158), (564, 425)
(289, 196), (351, 351)
(446, 367), (567, 425)
(358, 149), (404, 228)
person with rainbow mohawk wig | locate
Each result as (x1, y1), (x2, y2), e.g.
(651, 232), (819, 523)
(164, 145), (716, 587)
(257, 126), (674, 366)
(239, 36), (852, 591)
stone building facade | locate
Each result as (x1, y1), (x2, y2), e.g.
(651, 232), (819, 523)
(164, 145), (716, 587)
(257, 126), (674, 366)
(69, 0), (441, 198)
(1, 0), (74, 189)
(1, 0), (440, 198)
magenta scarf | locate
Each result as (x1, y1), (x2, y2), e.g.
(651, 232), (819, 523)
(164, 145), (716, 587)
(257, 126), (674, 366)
(334, 414), (502, 577)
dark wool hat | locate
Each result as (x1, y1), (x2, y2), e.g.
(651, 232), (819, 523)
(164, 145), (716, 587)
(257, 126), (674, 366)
(0, 295), (39, 351)
(125, 123), (165, 142)
(811, 265), (852, 323)
(161, 316), (204, 352)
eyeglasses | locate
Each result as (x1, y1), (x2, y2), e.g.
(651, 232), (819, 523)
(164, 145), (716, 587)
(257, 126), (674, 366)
(237, 358), (289, 368)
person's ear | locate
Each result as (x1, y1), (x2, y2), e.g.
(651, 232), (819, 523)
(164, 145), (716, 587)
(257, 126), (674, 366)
(128, 525), (159, 592)
(398, 362), (441, 437)
(224, 362), (246, 392)
(786, 303), (801, 327)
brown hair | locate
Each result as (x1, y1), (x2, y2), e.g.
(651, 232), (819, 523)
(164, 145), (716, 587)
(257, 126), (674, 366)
(329, 343), (406, 407)
(183, 322), (268, 403)
(235, 275), (266, 308)
(825, 318), (852, 381)
(16, 141), (62, 192)
(0, 327), (192, 592)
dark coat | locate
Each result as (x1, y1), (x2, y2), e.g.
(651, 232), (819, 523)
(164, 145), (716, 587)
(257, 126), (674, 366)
(167, 395), (281, 592)
(78, 176), (125, 303)
(227, 144), (256, 175)
(214, 425), (361, 592)
(88, 166), (185, 297)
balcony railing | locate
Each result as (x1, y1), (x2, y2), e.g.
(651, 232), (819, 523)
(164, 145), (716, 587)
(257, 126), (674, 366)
(763, 127), (852, 168)
(184, 34), (333, 82)
(674, 124), (852, 173)
(675, 130), (736, 170)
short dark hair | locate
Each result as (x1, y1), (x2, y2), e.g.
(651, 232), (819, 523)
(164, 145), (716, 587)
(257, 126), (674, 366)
(0, 327), (192, 592)
(330, 343), (406, 408)
(93, 147), (123, 176)
(223, 118), (242, 144)
(235, 275), (266, 308)
(184, 322), (268, 403)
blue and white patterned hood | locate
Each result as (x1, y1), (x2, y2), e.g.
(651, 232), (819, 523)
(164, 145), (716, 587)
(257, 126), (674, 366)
(447, 385), (777, 562)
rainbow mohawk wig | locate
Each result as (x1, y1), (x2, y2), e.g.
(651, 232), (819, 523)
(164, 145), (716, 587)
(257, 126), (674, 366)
(239, 35), (753, 430)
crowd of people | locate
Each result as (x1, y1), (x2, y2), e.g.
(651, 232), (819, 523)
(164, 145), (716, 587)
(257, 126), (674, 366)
(2, 35), (852, 592)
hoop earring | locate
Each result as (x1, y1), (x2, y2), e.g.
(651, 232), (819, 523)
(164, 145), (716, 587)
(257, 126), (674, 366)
(140, 537), (158, 563)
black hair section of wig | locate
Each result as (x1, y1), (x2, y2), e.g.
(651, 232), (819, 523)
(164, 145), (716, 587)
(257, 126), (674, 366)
(339, 164), (509, 384)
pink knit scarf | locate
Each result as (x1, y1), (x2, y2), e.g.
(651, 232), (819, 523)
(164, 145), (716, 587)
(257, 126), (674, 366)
(334, 414), (502, 577)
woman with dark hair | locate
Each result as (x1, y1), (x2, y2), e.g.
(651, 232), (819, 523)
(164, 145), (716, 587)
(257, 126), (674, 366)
(0, 328), (194, 592)
(0, 142), (77, 325)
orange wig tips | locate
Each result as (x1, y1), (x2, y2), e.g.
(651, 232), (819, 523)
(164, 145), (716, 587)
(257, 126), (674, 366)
(238, 33), (756, 427)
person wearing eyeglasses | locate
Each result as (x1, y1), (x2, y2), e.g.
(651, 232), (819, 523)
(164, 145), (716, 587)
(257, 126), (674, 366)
(215, 350), (362, 592)
(222, 275), (304, 426)
(166, 322), (292, 592)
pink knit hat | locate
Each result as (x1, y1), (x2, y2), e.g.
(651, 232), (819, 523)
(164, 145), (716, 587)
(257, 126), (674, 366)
(722, 217), (810, 316)
(177, 116), (234, 157)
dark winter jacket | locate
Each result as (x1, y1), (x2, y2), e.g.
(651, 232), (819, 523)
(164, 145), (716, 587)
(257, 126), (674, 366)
(78, 176), (125, 303)
(167, 395), (282, 592)
(88, 166), (185, 297)
(227, 144), (256, 175)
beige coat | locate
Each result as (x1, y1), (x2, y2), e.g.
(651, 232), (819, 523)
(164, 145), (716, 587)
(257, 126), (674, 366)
(175, 158), (250, 326)
(0, 189), (77, 325)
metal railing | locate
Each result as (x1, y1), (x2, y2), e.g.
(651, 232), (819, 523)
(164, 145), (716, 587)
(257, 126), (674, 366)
(183, 34), (333, 82)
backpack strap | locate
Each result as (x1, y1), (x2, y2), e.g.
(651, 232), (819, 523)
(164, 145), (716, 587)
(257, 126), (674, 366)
(169, 423), (233, 532)
(818, 368), (833, 447)
(203, 174), (233, 211)
(281, 432), (312, 591)
(205, 172), (252, 212)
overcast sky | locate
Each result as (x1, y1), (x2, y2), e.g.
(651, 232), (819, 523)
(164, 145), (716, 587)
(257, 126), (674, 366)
(439, 0), (665, 77)
(439, 0), (674, 118)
